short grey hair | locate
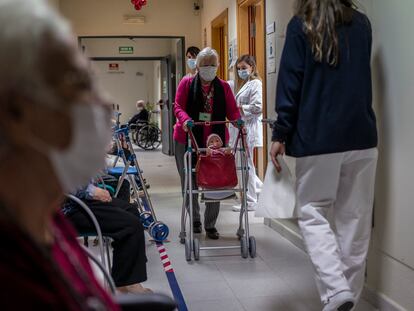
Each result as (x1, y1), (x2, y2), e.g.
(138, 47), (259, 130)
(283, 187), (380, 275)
(0, 0), (72, 106)
(196, 47), (219, 67)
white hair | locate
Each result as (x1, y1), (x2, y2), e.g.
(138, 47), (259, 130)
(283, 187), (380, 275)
(0, 0), (73, 155)
(196, 47), (219, 67)
(0, 0), (72, 105)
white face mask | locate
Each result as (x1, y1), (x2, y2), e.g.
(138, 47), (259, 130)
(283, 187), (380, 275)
(238, 69), (251, 80)
(187, 59), (197, 70)
(35, 104), (112, 193)
(198, 66), (218, 82)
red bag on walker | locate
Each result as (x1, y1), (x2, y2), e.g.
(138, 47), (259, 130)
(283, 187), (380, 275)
(196, 152), (238, 189)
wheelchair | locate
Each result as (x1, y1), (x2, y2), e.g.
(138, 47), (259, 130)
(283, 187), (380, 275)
(130, 112), (162, 150)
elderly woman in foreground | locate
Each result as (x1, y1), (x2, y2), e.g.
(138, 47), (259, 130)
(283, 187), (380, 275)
(0, 0), (118, 309)
(173, 47), (241, 240)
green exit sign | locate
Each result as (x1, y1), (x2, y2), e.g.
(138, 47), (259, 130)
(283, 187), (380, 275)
(119, 46), (134, 54)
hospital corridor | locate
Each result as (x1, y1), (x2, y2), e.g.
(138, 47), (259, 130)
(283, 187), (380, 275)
(0, 0), (413, 311)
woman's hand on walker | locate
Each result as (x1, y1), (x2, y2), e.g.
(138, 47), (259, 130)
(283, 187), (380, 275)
(183, 120), (191, 132)
(270, 141), (286, 173)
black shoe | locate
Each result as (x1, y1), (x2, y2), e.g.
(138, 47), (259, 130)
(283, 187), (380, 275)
(338, 302), (354, 311)
(205, 228), (219, 240)
(193, 221), (202, 234)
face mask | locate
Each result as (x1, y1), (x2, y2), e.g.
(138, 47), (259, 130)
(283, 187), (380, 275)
(34, 104), (112, 193)
(199, 66), (218, 82)
(187, 59), (197, 70)
(238, 69), (251, 80)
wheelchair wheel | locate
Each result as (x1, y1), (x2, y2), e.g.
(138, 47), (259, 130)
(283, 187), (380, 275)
(149, 126), (162, 150)
(137, 125), (161, 150)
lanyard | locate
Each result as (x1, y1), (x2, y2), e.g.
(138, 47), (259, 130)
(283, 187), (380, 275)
(202, 84), (214, 113)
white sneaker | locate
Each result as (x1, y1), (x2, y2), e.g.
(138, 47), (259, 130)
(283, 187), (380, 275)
(232, 204), (256, 212)
(322, 291), (355, 311)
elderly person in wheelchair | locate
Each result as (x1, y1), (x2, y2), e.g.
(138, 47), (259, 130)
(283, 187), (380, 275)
(128, 100), (150, 128)
(0, 0), (174, 309)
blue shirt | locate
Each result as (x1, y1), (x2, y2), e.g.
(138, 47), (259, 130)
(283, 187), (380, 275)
(272, 11), (378, 157)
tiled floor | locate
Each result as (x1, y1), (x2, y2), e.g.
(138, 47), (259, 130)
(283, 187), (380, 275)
(109, 148), (379, 311)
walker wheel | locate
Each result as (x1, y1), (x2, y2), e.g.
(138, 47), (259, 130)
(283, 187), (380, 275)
(185, 239), (192, 262)
(240, 237), (248, 259)
(179, 232), (186, 245)
(139, 211), (154, 229)
(193, 238), (200, 261)
(249, 236), (256, 258)
(149, 221), (169, 242)
(236, 228), (245, 240)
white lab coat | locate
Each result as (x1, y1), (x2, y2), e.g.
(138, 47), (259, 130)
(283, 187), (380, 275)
(228, 79), (263, 208)
(228, 79), (263, 148)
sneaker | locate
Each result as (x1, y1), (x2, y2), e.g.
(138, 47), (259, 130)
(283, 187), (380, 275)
(232, 204), (256, 212)
(322, 291), (355, 311)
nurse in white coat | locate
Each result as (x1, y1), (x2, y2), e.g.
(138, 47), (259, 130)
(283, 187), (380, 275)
(229, 55), (263, 211)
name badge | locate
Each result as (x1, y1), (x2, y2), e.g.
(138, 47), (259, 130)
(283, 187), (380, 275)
(199, 112), (212, 121)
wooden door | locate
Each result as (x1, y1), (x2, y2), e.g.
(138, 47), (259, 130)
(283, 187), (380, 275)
(237, 0), (267, 179)
(211, 9), (229, 80)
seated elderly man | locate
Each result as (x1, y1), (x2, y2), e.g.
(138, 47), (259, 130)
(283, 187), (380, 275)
(63, 178), (151, 294)
(128, 100), (150, 126)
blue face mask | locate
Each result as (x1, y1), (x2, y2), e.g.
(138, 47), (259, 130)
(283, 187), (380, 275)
(238, 69), (250, 80)
(187, 59), (197, 70)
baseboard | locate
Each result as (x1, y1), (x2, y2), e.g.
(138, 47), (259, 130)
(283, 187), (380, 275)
(362, 287), (407, 311)
(264, 218), (406, 311)
(264, 218), (305, 251)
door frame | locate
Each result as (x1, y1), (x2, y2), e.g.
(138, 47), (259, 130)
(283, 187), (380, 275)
(237, 0), (267, 178)
(211, 9), (229, 81)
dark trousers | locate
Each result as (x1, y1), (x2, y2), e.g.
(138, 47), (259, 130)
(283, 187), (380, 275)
(67, 198), (147, 287)
(174, 142), (220, 229)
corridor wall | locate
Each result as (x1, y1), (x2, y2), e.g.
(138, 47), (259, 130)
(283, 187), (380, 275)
(59, 0), (202, 49)
(364, 0), (414, 309)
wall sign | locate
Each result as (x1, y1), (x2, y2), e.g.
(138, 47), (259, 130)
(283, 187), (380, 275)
(266, 22), (276, 35)
(109, 63), (119, 71)
(119, 46), (134, 54)
(266, 21), (277, 74)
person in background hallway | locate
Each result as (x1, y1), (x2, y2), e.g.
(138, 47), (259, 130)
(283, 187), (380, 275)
(128, 99), (149, 126)
(185, 46), (201, 77)
(174, 47), (241, 239)
(270, 1), (378, 310)
(0, 0), (118, 309)
(228, 55), (263, 212)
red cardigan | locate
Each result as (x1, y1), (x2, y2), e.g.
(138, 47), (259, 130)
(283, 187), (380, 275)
(0, 212), (119, 311)
(173, 76), (240, 145)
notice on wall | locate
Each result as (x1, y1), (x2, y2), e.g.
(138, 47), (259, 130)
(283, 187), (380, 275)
(228, 39), (238, 69)
(266, 21), (277, 74)
(109, 63), (119, 71)
(108, 63), (124, 74)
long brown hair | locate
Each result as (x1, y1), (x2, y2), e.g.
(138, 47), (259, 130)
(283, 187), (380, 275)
(295, 0), (355, 66)
(235, 54), (261, 92)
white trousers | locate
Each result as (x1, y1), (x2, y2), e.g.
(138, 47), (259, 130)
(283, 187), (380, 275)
(246, 143), (263, 208)
(295, 148), (378, 305)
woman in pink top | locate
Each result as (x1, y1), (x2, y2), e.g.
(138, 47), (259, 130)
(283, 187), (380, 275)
(174, 47), (240, 240)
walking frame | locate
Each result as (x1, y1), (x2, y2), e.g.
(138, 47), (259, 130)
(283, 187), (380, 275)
(109, 125), (169, 242)
(179, 120), (256, 261)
